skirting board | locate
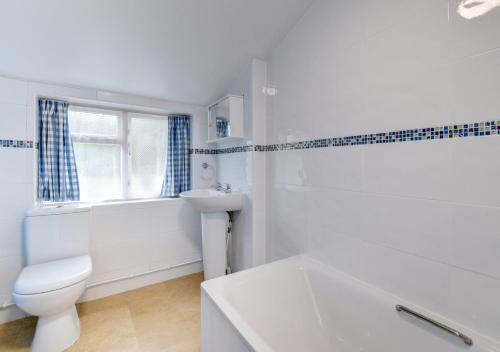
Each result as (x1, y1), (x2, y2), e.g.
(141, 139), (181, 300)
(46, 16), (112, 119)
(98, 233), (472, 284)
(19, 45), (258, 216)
(0, 305), (28, 325)
(0, 261), (203, 325)
(80, 261), (203, 302)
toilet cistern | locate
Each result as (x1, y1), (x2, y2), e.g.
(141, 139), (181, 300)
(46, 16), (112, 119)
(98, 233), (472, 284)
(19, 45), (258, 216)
(13, 206), (92, 352)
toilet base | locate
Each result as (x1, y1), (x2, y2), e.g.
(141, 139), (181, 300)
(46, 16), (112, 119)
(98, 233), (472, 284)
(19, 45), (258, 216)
(31, 305), (80, 352)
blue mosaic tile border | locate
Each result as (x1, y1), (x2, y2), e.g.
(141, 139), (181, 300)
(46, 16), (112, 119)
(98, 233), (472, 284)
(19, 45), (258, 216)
(0, 139), (34, 149)
(191, 145), (254, 155)
(6, 120), (493, 153)
(258, 120), (499, 152)
(192, 120), (499, 154)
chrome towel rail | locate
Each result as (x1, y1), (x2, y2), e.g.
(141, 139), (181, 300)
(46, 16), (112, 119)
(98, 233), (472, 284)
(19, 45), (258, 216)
(395, 305), (473, 346)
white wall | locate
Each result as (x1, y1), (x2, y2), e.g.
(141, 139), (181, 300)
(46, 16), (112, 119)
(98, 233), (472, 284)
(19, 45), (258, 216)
(0, 75), (214, 323)
(250, 59), (268, 267)
(215, 64), (254, 272)
(266, 0), (500, 343)
(0, 77), (34, 323)
(83, 198), (202, 301)
(214, 59), (268, 272)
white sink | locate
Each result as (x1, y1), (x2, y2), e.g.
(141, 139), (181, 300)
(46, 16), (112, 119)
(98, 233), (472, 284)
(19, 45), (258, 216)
(180, 189), (244, 213)
(180, 189), (244, 280)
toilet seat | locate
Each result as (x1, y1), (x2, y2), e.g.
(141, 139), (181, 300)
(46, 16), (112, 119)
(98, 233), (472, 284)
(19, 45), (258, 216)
(14, 256), (92, 295)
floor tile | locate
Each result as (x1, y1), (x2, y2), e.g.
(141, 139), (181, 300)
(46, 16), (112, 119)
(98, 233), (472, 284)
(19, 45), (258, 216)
(0, 273), (203, 352)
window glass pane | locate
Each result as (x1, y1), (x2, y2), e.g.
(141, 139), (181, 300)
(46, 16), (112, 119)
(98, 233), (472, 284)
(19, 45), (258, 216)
(69, 107), (120, 137)
(73, 143), (122, 202)
(129, 115), (168, 198)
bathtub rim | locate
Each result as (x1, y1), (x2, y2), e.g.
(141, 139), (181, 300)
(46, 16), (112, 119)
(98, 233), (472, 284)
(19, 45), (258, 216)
(202, 266), (276, 352)
(201, 254), (500, 352)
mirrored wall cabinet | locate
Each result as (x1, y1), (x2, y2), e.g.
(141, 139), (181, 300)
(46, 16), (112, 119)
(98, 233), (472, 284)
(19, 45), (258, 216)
(208, 95), (244, 143)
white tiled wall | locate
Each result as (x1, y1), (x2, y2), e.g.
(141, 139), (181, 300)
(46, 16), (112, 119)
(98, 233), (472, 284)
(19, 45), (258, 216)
(0, 75), (212, 323)
(0, 77), (34, 323)
(214, 59), (268, 271)
(87, 199), (201, 288)
(215, 63), (254, 272)
(216, 144), (254, 272)
(266, 0), (500, 343)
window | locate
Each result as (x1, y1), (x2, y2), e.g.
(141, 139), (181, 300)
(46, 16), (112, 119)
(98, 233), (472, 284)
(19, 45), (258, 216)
(128, 113), (168, 198)
(68, 106), (169, 202)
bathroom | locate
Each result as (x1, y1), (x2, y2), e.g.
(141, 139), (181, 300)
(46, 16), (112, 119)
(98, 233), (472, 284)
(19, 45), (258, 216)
(0, 0), (499, 351)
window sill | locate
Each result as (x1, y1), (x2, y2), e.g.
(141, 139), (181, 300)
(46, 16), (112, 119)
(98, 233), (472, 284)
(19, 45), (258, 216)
(39, 196), (183, 211)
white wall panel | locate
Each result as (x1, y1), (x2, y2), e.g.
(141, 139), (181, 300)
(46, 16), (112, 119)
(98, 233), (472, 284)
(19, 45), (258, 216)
(266, 0), (500, 343)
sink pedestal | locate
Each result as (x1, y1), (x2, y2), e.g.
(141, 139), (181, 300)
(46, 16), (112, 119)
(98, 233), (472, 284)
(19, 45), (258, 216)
(201, 212), (228, 280)
(180, 189), (244, 281)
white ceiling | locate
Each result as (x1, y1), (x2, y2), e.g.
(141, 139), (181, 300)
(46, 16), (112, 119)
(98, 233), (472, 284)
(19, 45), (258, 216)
(0, 0), (312, 105)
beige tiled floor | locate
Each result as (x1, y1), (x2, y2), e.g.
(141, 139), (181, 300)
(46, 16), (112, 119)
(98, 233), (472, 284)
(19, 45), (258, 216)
(0, 272), (204, 352)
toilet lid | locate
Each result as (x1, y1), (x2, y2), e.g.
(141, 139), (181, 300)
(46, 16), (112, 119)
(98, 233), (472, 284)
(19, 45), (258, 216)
(14, 256), (92, 295)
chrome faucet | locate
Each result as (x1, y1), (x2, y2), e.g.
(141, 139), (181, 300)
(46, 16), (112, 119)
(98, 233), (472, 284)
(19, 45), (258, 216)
(214, 182), (232, 193)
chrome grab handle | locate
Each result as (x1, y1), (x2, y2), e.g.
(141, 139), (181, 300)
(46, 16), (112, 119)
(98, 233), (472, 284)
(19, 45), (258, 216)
(395, 305), (473, 346)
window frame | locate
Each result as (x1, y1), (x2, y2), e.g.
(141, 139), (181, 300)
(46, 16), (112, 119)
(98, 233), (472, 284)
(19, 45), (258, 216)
(67, 104), (170, 203)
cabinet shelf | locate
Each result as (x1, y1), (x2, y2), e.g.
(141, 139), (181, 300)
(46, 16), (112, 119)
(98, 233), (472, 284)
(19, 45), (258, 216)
(207, 95), (244, 143)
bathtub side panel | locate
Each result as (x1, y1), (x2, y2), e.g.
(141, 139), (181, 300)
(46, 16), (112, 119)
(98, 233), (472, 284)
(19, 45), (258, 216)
(201, 290), (251, 352)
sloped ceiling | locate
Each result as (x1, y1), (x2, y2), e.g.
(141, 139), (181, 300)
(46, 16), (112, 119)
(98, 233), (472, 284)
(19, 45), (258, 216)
(0, 0), (312, 105)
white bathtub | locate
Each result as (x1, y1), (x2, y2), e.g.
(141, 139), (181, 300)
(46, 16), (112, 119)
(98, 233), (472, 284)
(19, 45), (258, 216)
(201, 255), (500, 352)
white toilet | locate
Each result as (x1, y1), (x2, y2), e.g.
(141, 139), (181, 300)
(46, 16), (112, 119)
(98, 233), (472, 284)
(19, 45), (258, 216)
(12, 207), (93, 352)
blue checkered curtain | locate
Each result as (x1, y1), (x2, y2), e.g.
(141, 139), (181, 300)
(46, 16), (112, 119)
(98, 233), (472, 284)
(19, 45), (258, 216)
(216, 120), (229, 138)
(38, 99), (80, 202)
(161, 115), (191, 197)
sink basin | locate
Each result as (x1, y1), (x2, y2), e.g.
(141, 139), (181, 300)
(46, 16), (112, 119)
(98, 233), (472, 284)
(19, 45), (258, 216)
(181, 189), (244, 280)
(180, 189), (244, 213)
